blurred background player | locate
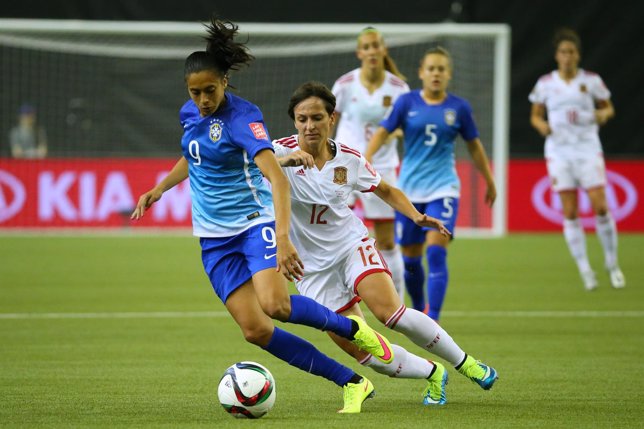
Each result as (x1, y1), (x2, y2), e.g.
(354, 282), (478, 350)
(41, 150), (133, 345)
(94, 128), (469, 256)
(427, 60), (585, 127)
(275, 81), (498, 406)
(529, 28), (624, 291)
(366, 47), (496, 322)
(131, 16), (395, 414)
(331, 27), (410, 301)
(9, 103), (48, 159)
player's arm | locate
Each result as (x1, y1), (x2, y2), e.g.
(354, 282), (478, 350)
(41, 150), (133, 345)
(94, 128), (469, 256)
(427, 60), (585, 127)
(530, 103), (551, 137)
(595, 99), (615, 126)
(365, 126), (391, 163)
(373, 180), (450, 236)
(466, 138), (497, 207)
(131, 156), (189, 220)
(254, 149), (304, 281)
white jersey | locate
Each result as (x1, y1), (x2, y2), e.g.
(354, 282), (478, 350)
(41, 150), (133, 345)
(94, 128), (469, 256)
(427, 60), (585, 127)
(332, 69), (410, 171)
(272, 135), (382, 273)
(529, 69), (611, 158)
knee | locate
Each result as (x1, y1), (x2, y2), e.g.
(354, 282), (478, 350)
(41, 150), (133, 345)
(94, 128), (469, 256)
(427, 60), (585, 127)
(260, 297), (292, 321)
(378, 237), (395, 250)
(594, 205), (609, 216)
(241, 324), (274, 346)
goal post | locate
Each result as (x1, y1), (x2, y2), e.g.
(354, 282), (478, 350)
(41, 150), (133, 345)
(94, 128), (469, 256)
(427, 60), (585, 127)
(0, 19), (509, 236)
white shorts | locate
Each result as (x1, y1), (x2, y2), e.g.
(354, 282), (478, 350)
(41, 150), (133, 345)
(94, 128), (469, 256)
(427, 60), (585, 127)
(294, 237), (391, 312)
(546, 151), (606, 192)
(348, 168), (397, 221)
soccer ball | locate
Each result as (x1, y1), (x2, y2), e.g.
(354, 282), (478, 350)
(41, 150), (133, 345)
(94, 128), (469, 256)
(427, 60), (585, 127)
(217, 361), (276, 418)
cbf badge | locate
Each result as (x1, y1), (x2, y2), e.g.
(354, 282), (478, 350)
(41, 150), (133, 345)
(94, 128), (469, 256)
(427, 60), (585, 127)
(209, 119), (224, 142)
(333, 167), (348, 185)
(444, 109), (457, 126)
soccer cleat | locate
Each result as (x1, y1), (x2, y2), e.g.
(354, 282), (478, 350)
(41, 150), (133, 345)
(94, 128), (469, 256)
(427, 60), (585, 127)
(337, 376), (375, 413)
(608, 267), (625, 289)
(457, 355), (498, 390)
(348, 315), (394, 364)
(422, 361), (448, 405)
(580, 270), (598, 291)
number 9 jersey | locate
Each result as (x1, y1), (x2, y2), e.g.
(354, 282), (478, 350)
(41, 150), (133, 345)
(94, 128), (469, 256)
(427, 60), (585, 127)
(273, 135), (381, 273)
(179, 95), (275, 238)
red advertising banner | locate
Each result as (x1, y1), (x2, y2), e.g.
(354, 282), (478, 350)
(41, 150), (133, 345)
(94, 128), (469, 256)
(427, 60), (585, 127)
(509, 160), (643, 231)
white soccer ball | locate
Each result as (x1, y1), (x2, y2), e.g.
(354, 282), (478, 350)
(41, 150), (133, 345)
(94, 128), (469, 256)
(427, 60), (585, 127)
(217, 361), (276, 419)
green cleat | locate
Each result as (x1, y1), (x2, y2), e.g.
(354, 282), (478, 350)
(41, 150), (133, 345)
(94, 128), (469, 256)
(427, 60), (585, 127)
(422, 361), (448, 405)
(338, 376), (375, 414)
(347, 315), (394, 364)
(457, 355), (498, 390)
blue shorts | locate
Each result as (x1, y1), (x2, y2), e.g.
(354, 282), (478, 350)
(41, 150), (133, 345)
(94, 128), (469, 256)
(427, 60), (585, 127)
(200, 221), (278, 303)
(395, 197), (459, 246)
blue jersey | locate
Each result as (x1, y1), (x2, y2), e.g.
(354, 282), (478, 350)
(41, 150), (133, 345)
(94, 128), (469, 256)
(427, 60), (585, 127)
(380, 91), (478, 202)
(179, 93), (275, 237)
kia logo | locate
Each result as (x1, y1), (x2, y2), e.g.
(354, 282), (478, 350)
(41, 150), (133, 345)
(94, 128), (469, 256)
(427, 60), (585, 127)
(0, 170), (27, 222)
(531, 171), (638, 227)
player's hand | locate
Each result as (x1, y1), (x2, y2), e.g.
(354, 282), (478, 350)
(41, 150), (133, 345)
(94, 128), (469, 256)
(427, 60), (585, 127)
(276, 238), (304, 282)
(595, 109), (610, 126)
(281, 150), (315, 169)
(414, 214), (451, 237)
(485, 183), (497, 207)
(537, 122), (551, 137)
(131, 188), (163, 220)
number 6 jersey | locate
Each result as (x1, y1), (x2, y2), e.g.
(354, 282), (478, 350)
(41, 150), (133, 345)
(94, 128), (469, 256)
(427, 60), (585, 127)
(273, 135), (382, 273)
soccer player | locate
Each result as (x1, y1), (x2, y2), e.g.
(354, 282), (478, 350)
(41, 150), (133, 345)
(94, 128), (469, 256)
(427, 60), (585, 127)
(365, 46), (496, 322)
(332, 27), (410, 301)
(131, 16), (394, 414)
(274, 81), (498, 406)
(529, 28), (624, 291)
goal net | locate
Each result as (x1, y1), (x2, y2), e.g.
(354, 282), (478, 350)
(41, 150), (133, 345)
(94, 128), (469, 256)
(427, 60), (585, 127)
(0, 20), (509, 235)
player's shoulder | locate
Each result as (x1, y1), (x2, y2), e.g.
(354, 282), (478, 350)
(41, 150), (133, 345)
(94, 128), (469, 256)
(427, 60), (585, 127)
(273, 135), (299, 149)
(179, 99), (199, 128)
(445, 93), (473, 110)
(579, 68), (603, 82)
(537, 71), (556, 83)
(225, 92), (263, 122)
(334, 69), (358, 86)
(385, 71), (409, 90)
(337, 141), (362, 161)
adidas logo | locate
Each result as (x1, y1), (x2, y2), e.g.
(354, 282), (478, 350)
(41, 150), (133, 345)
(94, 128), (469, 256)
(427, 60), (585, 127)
(295, 168), (306, 177)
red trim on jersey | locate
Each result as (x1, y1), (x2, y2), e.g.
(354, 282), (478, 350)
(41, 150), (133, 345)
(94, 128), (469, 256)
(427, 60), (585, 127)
(538, 73), (553, 82)
(583, 70), (598, 76)
(339, 144), (361, 157)
(336, 72), (355, 84)
(388, 77), (406, 87)
(385, 305), (407, 329)
(335, 296), (362, 313)
(353, 268), (391, 295)
(360, 185), (377, 193)
(274, 136), (298, 148)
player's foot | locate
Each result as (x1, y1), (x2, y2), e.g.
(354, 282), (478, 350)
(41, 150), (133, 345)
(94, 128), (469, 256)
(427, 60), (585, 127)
(457, 355), (498, 390)
(337, 376), (375, 413)
(348, 315), (394, 364)
(608, 266), (625, 289)
(580, 269), (598, 291)
(422, 361), (448, 405)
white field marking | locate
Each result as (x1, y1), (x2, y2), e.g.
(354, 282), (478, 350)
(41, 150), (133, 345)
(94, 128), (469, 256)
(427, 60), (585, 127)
(0, 310), (643, 320)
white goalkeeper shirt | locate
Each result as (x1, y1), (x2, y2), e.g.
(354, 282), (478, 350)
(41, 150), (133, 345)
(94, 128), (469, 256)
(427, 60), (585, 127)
(529, 69), (611, 158)
(332, 69), (409, 171)
(273, 135), (382, 273)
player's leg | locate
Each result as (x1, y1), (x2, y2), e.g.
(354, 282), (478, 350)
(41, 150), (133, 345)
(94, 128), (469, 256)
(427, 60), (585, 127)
(582, 156), (625, 288)
(397, 207), (427, 311)
(245, 222), (394, 362)
(560, 190), (596, 290)
(224, 281), (374, 413)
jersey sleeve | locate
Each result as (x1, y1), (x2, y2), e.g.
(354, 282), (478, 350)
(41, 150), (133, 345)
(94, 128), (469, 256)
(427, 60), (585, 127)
(528, 78), (546, 104)
(458, 100), (480, 141)
(356, 155), (382, 193)
(590, 74), (611, 101)
(271, 140), (290, 158)
(232, 105), (274, 159)
(331, 79), (346, 114)
(179, 99), (199, 128)
(380, 94), (407, 132)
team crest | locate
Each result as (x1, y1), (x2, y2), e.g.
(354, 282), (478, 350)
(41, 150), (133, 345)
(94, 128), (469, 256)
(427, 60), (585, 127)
(382, 95), (392, 107)
(579, 84), (587, 93)
(209, 119), (224, 142)
(444, 109), (457, 126)
(333, 167), (348, 185)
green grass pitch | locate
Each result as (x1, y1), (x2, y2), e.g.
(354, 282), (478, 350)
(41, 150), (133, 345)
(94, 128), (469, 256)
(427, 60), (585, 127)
(1, 233), (643, 428)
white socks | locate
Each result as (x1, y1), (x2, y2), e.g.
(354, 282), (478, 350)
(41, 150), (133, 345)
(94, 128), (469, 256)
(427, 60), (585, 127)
(361, 344), (435, 378)
(595, 214), (619, 269)
(563, 218), (592, 273)
(385, 305), (466, 366)
(380, 246), (405, 302)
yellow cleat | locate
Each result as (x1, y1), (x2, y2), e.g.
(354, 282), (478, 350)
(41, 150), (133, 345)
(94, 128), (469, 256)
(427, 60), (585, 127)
(348, 315), (394, 364)
(338, 376), (375, 414)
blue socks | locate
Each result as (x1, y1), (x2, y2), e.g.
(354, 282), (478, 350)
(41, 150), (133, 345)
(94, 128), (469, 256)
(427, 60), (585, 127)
(403, 256), (425, 311)
(263, 327), (354, 387)
(287, 295), (353, 339)
(426, 245), (448, 321)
